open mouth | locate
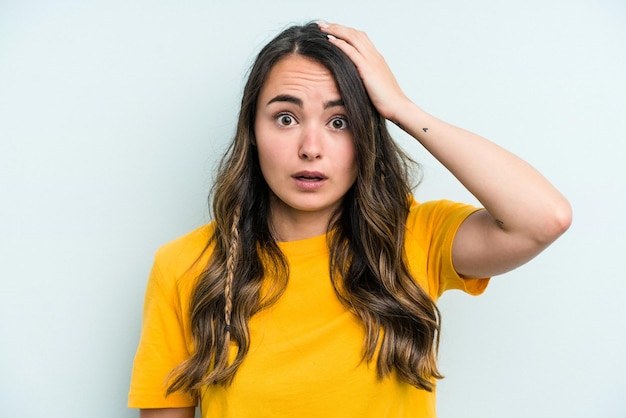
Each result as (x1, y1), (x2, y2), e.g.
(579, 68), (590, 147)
(295, 175), (325, 181)
(293, 171), (327, 181)
(292, 172), (327, 190)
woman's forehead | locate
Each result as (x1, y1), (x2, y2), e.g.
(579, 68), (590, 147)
(259, 55), (341, 104)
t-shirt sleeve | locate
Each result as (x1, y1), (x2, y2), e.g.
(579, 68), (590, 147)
(128, 253), (197, 408)
(406, 199), (490, 300)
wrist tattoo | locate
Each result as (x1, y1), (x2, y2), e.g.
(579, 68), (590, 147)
(422, 127), (429, 133)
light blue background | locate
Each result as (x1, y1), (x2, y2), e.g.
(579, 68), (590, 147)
(1, 1), (624, 417)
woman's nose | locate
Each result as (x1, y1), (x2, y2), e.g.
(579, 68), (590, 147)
(298, 126), (322, 160)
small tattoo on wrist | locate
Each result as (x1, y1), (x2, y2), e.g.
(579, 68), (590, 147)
(422, 127), (429, 132)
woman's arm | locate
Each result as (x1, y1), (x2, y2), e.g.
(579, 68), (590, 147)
(140, 407), (195, 418)
(319, 22), (572, 278)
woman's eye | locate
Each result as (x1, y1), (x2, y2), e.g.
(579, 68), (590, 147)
(330, 117), (348, 130)
(277, 114), (295, 126)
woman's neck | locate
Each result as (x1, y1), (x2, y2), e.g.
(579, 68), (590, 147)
(268, 198), (338, 242)
(269, 211), (331, 242)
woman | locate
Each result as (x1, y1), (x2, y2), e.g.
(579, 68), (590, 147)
(128, 22), (571, 417)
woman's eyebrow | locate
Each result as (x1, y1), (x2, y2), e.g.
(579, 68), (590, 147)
(266, 95), (344, 109)
(267, 94), (302, 107)
(324, 99), (344, 109)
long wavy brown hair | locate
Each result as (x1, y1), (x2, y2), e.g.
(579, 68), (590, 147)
(167, 22), (442, 396)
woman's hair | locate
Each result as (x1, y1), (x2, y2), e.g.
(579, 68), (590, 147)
(167, 22), (442, 396)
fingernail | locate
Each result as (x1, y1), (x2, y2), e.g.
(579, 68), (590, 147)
(327, 34), (337, 41)
(317, 20), (329, 29)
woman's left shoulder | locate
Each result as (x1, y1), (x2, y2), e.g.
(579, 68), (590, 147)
(407, 197), (482, 229)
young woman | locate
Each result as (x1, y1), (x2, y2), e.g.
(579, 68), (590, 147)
(128, 22), (571, 418)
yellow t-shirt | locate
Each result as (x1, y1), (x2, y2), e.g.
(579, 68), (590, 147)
(128, 200), (489, 417)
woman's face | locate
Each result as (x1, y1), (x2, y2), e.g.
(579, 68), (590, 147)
(254, 54), (357, 235)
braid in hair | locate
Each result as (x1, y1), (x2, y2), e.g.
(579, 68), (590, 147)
(165, 206), (245, 394)
(208, 205), (241, 382)
(222, 207), (240, 354)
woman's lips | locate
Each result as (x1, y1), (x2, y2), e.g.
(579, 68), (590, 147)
(292, 171), (327, 190)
